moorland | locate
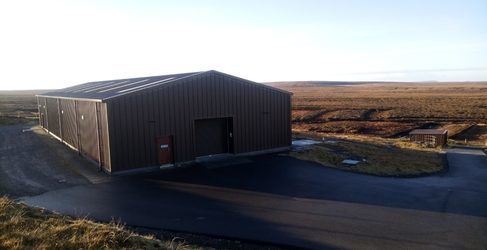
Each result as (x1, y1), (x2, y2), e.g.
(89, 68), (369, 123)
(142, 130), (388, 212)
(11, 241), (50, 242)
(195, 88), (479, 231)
(266, 81), (487, 144)
(264, 81), (486, 176)
(0, 90), (45, 126)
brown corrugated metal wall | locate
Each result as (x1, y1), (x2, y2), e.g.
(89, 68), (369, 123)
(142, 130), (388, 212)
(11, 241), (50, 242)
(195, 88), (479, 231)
(409, 133), (448, 146)
(59, 99), (78, 148)
(37, 97), (47, 128)
(106, 72), (292, 172)
(38, 97), (111, 171)
(99, 103), (111, 171)
(45, 98), (60, 137)
(78, 102), (98, 161)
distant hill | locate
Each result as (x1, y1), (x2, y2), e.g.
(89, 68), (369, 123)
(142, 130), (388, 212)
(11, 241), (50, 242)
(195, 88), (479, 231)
(0, 90), (52, 95)
(262, 81), (409, 87)
(262, 80), (486, 87)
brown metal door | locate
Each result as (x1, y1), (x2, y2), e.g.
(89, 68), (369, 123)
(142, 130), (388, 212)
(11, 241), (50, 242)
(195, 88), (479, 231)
(157, 136), (173, 165)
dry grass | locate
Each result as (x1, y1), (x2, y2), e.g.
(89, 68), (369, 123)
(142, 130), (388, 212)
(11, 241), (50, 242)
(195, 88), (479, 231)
(0, 116), (38, 126)
(290, 133), (443, 176)
(0, 196), (192, 250)
(0, 91), (43, 126)
(267, 81), (487, 137)
(0, 91), (41, 118)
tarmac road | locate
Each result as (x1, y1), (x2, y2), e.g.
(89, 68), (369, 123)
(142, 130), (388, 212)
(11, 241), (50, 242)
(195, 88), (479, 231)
(4, 125), (487, 249)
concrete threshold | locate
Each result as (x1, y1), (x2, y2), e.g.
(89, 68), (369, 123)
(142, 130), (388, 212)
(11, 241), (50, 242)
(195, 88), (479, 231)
(196, 154), (253, 169)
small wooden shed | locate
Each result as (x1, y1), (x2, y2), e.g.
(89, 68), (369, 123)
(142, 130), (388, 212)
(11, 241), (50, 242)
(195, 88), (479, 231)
(409, 129), (448, 146)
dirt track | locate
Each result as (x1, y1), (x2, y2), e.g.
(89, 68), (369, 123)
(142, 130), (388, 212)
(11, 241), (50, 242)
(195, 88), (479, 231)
(0, 124), (90, 199)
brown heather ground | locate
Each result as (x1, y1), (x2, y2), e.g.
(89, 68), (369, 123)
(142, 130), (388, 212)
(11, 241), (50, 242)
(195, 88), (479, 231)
(266, 81), (487, 176)
(0, 90), (44, 119)
(0, 91), (40, 126)
(266, 81), (487, 143)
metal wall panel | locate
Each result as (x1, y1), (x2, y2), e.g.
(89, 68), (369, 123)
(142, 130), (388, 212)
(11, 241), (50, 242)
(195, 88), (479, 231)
(126, 96), (136, 168)
(99, 103), (111, 171)
(59, 99), (78, 148)
(134, 93), (147, 168)
(45, 98), (60, 137)
(109, 97), (129, 170)
(37, 97), (47, 128)
(78, 101), (98, 162)
(146, 90), (157, 166)
(107, 98), (120, 171)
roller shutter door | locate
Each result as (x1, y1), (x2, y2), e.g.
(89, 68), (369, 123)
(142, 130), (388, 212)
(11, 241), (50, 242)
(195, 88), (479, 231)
(194, 118), (228, 157)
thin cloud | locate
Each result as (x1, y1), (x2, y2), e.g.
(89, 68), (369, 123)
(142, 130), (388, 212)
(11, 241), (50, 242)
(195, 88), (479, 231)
(345, 67), (487, 75)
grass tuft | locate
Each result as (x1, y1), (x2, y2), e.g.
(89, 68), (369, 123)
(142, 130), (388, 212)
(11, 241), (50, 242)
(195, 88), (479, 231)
(0, 196), (195, 250)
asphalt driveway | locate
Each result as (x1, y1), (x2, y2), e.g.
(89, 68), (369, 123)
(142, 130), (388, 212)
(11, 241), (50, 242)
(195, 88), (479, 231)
(7, 126), (487, 249)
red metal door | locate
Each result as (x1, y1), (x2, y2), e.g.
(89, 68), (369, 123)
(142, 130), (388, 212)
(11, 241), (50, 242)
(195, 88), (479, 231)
(157, 136), (173, 165)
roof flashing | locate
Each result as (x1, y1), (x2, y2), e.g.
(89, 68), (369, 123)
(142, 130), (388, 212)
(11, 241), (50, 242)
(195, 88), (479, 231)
(409, 129), (448, 135)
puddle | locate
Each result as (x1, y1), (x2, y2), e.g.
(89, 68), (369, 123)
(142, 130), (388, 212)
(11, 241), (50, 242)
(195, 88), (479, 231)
(292, 140), (322, 146)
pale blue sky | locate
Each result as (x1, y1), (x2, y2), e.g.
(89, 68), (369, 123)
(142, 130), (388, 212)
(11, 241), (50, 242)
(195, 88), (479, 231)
(1, 0), (486, 90)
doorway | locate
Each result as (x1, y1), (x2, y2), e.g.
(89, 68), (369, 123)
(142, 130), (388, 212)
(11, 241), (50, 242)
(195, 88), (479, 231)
(194, 118), (233, 157)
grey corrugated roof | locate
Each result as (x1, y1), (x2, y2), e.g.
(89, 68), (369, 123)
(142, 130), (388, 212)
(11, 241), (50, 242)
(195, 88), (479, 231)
(37, 70), (292, 101)
(37, 71), (203, 101)
(409, 129), (448, 135)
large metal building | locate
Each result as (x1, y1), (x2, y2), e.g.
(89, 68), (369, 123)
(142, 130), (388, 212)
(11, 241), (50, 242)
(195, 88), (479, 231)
(37, 70), (292, 174)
